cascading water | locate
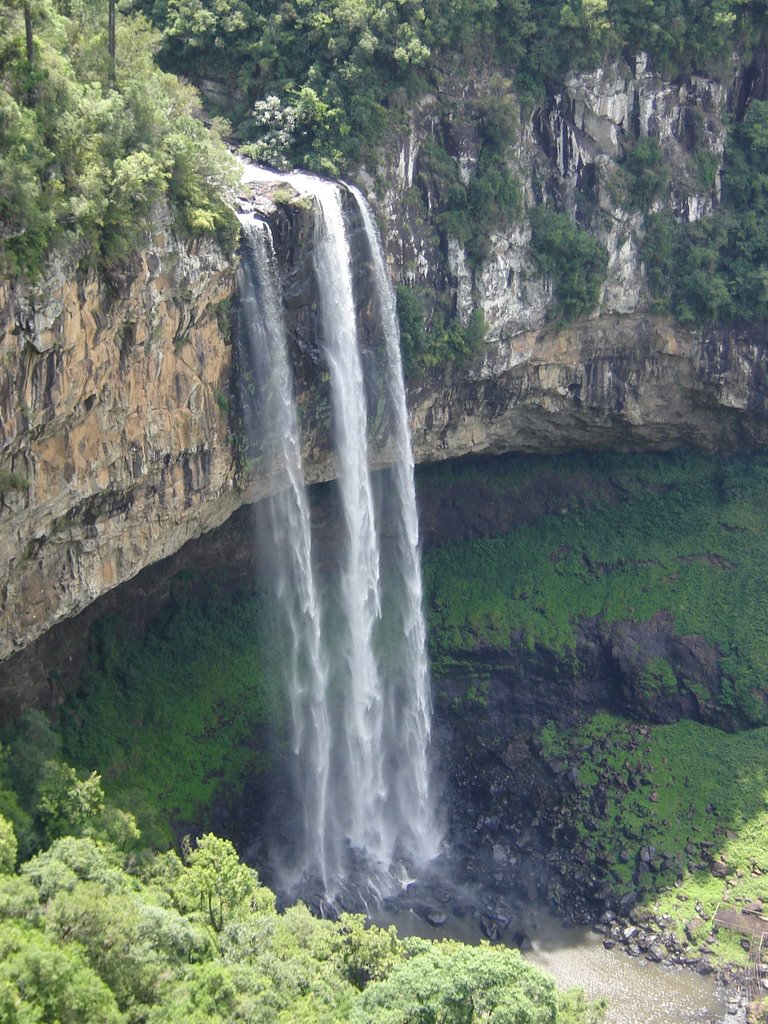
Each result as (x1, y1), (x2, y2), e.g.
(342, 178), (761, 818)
(237, 165), (441, 899)
(350, 187), (439, 866)
(236, 215), (334, 889)
(310, 180), (391, 870)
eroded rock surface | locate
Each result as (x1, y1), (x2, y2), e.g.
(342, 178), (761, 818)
(0, 208), (239, 665)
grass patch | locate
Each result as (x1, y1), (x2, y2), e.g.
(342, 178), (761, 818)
(58, 580), (286, 847)
(421, 451), (768, 724)
(539, 713), (768, 965)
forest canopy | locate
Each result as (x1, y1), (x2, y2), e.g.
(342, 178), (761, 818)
(0, 720), (605, 1023)
(0, 0), (239, 277)
(135, 0), (768, 172)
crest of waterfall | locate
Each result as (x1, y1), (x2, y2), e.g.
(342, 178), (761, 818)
(237, 166), (441, 898)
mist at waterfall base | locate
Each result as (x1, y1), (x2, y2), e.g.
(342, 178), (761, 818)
(235, 168), (441, 909)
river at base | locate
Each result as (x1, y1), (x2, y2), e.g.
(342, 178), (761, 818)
(373, 906), (745, 1024)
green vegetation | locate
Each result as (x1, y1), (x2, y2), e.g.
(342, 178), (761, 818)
(529, 208), (608, 320)
(537, 713), (768, 966)
(422, 451), (768, 724)
(0, 748), (604, 1023)
(397, 285), (486, 375)
(617, 137), (668, 211)
(138, 0), (766, 174)
(57, 582), (287, 847)
(643, 100), (768, 324)
(0, 470), (29, 494)
(417, 96), (523, 270)
(0, 0), (239, 278)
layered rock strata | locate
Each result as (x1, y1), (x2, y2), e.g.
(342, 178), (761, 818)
(0, 209), (239, 666)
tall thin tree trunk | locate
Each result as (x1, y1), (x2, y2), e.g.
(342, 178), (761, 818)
(108, 0), (116, 86)
(23, 2), (35, 105)
(24, 2), (34, 65)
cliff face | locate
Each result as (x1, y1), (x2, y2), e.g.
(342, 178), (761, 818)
(367, 54), (730, 341)
(409, 316), (768, 461)
(2, 56), (768, 679)
(0, 207), (239, 665)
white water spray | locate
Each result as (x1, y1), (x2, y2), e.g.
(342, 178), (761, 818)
(237, 167), (441, 896)
(237, 216), (334, 888)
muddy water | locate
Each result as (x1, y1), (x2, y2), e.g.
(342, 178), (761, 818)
(376, 908), (743, 1024)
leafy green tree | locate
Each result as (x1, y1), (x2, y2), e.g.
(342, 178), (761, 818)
(0, 817), (17, 874)
(0, 0), (239, 277)
(0, 873), (40, 925)
(0, 748), (32, 860)
(47, 880), (210, 1012)
(37, 763), (105, 842)
(351, 940), (562, 1023)
(332, 912), (403, 988)
(0, 920), (125, 1024)
(173, 834), (275, 932)
(21, 835), (130, 901)
(558, 988), (608, 1024)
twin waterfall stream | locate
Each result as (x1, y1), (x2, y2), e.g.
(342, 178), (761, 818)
(237, 167), (440, 902)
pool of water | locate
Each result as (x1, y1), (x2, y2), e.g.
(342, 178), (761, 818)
(374, 906), (743, 1024)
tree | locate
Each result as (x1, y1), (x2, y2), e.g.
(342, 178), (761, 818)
(108, 0), (116, 84)
(0, 921), (124, 1024)
(23, 2), (33, 65)
(173, 834), (274, 932)
(37, 763), (105, 841)
(0, 816), (17, 874)
(350, 940), (563, 1023)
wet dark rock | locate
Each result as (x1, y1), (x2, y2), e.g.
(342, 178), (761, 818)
(619, 891), (637, 912)
(509, 929), (531, 950)
(426, 911), (447, 927)
(480, 913), (507, 942)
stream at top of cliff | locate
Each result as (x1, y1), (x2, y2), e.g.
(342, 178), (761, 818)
(373, 906), (742, 1024)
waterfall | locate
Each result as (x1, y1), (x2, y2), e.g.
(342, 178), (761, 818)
(237, 167), (441, 897)
(350, 188), (439, 866)
(236, 216), (334, 888)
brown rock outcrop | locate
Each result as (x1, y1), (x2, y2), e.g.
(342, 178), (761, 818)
(0, 208), (240, 664)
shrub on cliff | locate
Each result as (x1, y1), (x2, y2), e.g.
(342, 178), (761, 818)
(643, 99), (768, 325)
(529, 207), (608, 321)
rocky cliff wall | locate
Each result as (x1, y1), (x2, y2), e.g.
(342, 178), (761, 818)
(409, 316), (768, 461)
(3, 53), (768, 678)
(365, 54), (733, 340)
(0, 207), (240, 666)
